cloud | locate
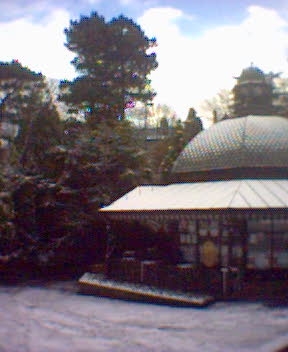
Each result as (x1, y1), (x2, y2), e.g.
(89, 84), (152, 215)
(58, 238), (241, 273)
(119, 0), (135, 5)
(118, 0), (158, 9)
(0, 0), (62, 22)
(1, 3), (287, 121)
(139, 6), (288, 119)
(138, 7), (194, 116)
(0, 0), (103, 22)
(0, 9), (75, 79)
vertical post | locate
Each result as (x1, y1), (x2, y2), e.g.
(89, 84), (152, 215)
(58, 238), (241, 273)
(221, 267), (229, 297)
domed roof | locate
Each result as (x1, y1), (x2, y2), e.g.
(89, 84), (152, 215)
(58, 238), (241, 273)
(172, 115), (288, 175)
(237, 66), (265, 83)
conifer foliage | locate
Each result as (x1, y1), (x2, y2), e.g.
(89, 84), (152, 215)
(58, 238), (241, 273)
(0, 60), (63, 171)
(60, 12), (158, 126)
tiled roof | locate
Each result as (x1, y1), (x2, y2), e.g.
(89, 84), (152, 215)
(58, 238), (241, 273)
(172, 115), (288, 174)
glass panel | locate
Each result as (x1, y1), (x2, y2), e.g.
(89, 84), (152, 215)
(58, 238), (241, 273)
(210, 220), (219, 237)
(191, 233), (198, 244)
(247, 232), (271, 269)
(180, 245), (196, 263)
(188, 220), (196, 232)
(199, 228), (208, 237)
(232, 245), (242, 257)
(231, 245), (243, 266)
(247, 252), (270, 269)
(167, 220), (178, 232)
(273, 232), (288, 268)
(180, 233), (196, 245)
(221, 245), (229, 266)
(273, 220), (288, 232)
(179, 219), (188, 232)
(231, 227), (241, 238)
(180, 233), (187, 244)
(248, 219), (272, 232)
(199, 220), (219, 237)
(199, 220), (208, 237)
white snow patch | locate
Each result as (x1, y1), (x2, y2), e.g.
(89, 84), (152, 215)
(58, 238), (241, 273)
(0, 282), (287, 352)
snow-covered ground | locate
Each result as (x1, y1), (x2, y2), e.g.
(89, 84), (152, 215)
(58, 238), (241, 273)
(0, 281), (288, 352)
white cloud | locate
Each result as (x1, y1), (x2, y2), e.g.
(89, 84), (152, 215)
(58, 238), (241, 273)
(0, 9), (75, 80)
(139, 6), (288, 119)
(1, 4), (287, 121)
(119, 0), (134, 5)
(86, 0), (102, 4)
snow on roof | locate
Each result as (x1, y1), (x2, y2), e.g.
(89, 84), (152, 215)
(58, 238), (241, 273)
(100, 179), (288, 213)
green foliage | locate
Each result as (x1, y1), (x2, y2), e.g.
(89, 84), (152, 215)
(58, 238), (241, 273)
(154, 108), (202, 181)
(60, 12), (158, 125)
(0, 61), (63, 171)
(15, 102), (63, 171)
(184, 108), (203, 141)
(60, 119), (151, 205)
(0, 60), (42, 82)
(0, 60), (43, 121)
(0, 58), (154, 276)
(159, 120), (185, 180)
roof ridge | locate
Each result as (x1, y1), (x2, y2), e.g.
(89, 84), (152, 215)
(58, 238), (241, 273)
(228, 179), (243, 207)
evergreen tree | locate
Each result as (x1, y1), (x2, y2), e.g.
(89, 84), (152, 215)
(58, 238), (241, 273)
(15, 99), (63, 171)
(155, 109), (202, 182)
(184, 108), (203, 142)
(60, 12), (158, 126)
(159, 119), (185, 181)
(0, 61), (63, 171)
(0, 60), (42, 122)
(59, 119), (151, 205)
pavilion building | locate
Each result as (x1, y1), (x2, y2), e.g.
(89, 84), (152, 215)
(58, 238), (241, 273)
(100, 67), (288, 297)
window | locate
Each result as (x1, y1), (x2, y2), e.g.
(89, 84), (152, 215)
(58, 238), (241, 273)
(272, 220), (288, 268)
(199, 219), (219, 237)
(247, 219), (288, 269)
(247, 231), (271, 269)
(179, 220), (197, 263)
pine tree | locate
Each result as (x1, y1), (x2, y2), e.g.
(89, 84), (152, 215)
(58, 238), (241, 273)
(0, 61), (63, 171)
(59, 12), (158, 126)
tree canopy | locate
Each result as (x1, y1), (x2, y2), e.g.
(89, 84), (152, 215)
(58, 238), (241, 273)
(60, 12), (158, 126)
(0, 60), (42, 122)
(57, 119), (151, 205)
(201, 89), (233, 122)
(0, 60), (63, 171)
(153, 108), (203, 182)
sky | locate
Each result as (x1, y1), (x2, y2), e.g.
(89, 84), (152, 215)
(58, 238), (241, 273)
(1, 0), (288, 119)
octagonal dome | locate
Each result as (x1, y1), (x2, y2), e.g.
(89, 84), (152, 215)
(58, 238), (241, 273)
(236, 66), (265, 83)
(172, 115), (288, 180)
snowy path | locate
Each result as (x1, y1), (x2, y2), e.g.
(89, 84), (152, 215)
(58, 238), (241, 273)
(0, 282), (288, 352)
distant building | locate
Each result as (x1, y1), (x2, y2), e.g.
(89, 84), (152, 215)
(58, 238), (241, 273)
(232, 64), (288, 118)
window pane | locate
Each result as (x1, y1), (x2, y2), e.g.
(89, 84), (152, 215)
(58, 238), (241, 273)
(273, 220), (288, 232)
(188, 221), (196, 233)
(273, 233), (288, 268)
(247, 252), (270, 269)
(248, 219), (272, 232)
(247, 232), (271, 269)
(180, 245), (196, 263)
